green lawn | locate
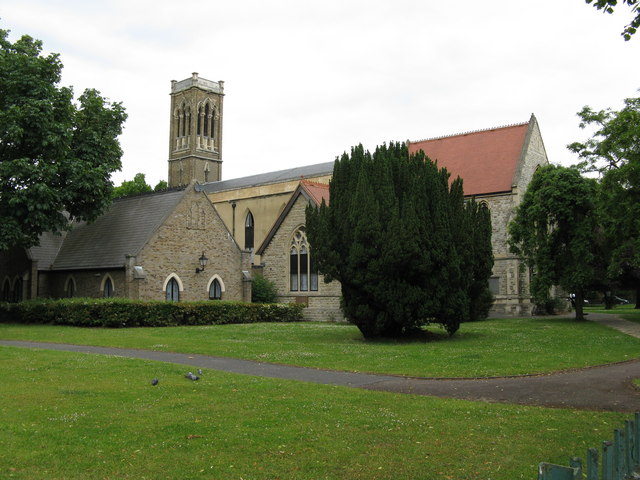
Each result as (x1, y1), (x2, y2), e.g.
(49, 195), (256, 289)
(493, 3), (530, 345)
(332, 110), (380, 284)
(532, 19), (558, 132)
(1, 316), (639, 377)
(0, 346), (629, 480)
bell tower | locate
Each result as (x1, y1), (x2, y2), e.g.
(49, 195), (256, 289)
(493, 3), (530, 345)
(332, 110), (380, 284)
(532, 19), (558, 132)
(168, 73), (224, 187)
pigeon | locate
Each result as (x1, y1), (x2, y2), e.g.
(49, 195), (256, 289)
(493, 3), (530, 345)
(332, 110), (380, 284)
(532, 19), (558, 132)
(151, 378), (159, 386)
(185, 372), (200, 381)
(197, 369), (203, 375)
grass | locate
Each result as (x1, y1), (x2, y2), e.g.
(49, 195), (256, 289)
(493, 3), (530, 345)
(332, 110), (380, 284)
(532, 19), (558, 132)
(0, 346), (630, 480)
(1, 316), (640, 377)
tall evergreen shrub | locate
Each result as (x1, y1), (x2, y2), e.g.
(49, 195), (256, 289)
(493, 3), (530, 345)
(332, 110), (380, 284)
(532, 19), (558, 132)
(306, 142), (493, 338)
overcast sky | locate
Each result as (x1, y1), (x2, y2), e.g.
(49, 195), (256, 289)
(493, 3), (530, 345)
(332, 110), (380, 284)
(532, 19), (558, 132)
(2, 0), (639, 187)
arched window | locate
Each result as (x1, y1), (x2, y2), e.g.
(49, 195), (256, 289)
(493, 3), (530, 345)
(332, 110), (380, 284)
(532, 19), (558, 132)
(207, 275), (225, 300)
(245, 211), (254, 250)
(289, 227), (318, 292)
(103, 277), (114, 298)
(2, 278), (11, 302)
(209, 279), (222, 300)
(65, 277), (76, 298)
(204, 103), (209, 137)
(166, 278), (180, 302)
(12, 277), (22, 303)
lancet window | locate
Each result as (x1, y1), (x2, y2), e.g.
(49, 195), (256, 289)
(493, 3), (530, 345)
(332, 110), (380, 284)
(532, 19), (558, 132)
(289, 227), (318, 292)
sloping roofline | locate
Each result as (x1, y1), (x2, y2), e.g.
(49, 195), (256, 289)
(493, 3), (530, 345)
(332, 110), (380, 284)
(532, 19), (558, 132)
(256, 181), (329, 256)
(51, 188), (188, 270)
(197, 161), (334, 194)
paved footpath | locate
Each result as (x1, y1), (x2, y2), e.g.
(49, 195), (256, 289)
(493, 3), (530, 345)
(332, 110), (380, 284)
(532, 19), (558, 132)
(1, 313), (640, 412)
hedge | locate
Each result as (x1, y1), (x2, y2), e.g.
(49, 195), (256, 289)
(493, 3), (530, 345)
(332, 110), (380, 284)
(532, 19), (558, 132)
(0, 298), (305, 328)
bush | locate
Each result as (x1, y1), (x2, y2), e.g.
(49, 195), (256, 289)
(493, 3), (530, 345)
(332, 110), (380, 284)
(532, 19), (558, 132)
(251, 275), (279, 303)
(533, 296), (567, 315)
(0, 298), (305, 328)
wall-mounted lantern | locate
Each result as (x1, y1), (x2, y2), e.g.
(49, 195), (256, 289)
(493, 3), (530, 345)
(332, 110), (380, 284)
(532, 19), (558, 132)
(195, 252), (208, 273)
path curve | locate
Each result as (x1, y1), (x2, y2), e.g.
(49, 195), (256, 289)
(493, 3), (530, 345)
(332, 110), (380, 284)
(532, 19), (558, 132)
(1, 313), (640, 412)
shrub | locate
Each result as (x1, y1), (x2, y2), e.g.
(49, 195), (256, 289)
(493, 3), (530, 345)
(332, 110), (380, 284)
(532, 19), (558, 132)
(0, 298), (305, 328)
(533, 296), (567, 315)
(251, 275), (279, 303)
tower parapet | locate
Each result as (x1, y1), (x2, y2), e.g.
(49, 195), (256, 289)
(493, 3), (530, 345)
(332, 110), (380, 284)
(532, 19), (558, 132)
(168, 73), (224, 187)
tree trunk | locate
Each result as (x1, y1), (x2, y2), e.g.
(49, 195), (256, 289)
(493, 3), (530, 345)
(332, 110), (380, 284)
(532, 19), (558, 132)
(636, 285), (640, 310)
(574, 291), (586, 321)
(604, 291), (614, 309)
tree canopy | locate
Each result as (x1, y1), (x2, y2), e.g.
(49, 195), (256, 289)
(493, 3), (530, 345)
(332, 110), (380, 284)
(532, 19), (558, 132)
(112, 173), (168, 198)
(306, 142), (494, 338)
(586, 0), (640, 40)
(569, 94), (640, 306)
(0, 29), (127, 250)
(508, 165), (600, 320)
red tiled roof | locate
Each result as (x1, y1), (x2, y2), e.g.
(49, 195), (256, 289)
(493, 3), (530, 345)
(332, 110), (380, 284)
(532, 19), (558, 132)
(408, 121), (530, 196)
(300, 179), (330, 206)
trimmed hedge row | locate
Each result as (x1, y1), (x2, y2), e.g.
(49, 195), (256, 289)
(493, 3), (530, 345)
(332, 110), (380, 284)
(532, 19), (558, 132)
(0, 298), (305, 328)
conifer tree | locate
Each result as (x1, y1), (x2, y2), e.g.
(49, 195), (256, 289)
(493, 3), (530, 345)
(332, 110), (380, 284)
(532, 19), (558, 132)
(307, 142), (494, 338)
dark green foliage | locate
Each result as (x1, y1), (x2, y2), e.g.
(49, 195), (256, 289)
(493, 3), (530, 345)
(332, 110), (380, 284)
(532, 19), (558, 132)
(585, 0), (639, 40)
(306, 142), (494, 338)
(0, 29), (127, 250)
(508, 165), (600, 321)
(569, 95), (640, 308)
(0, 298), (304, 327)
(251, 274), (279, 303)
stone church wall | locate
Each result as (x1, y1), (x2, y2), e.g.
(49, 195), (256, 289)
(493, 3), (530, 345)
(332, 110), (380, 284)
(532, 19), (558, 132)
(132, 187), (250, 302)
(476, 181), (539, 316)
(47, 270), (126, 299)
(260, 195), (343, 321)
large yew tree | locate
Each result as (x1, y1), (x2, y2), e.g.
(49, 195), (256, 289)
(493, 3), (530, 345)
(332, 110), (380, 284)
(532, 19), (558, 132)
(0, 29), (127, 250)
(306, 142), (493, 338)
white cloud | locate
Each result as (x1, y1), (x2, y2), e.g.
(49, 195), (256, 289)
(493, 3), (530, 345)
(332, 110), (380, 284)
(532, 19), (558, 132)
(1, 0), (639, 186)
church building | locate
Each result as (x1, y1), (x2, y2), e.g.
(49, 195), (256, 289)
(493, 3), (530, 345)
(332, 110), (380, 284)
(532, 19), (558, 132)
(0, 73), (548, 318)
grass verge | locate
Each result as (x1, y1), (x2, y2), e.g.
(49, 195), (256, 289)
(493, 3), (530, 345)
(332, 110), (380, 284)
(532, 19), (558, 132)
(1, 316), (639, 377)
(0, 346), (629, 480)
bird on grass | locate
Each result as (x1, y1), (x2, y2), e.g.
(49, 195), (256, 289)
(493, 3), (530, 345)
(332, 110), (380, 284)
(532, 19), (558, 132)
(151, 378), (159, 386)
(185, 372), (200, 381)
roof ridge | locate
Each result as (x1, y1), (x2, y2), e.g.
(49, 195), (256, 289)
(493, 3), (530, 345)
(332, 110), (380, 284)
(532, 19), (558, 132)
(410, 120), (529, 144)
(300, 178), (329, 188)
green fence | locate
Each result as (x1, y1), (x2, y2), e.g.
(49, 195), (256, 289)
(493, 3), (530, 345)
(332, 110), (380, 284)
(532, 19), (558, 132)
(538, 412), (640, 480)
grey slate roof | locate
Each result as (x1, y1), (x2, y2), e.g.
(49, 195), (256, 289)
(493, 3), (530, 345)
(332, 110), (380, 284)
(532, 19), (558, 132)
(197, 161), (334, 194)
(28, 231), (68, 270)
(51, 189), (187, 270)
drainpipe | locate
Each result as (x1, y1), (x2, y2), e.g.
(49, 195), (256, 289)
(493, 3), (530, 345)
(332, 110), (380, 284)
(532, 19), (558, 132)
(231, 201), (237, 237)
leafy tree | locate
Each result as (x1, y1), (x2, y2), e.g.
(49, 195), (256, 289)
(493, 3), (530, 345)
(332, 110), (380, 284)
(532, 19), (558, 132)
(508, 165), (600, 321)
(569, 94), (640, 307)
(0, 29), (126, 250)
(112, 173), (153, 198)
(112, 175), (168, 198)
(307, 142), (494, 338)
(586, 0), (640, 40)
(153, 180), (168, 191)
